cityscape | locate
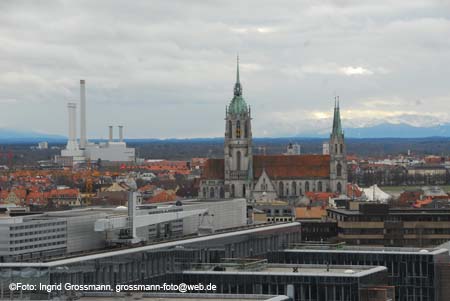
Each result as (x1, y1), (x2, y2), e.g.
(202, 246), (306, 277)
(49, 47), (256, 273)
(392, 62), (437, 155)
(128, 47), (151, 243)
(1, 1), (450, 301)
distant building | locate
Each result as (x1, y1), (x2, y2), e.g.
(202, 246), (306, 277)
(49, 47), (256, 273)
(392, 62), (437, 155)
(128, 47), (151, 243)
(57, 80), (135, 165)
(284, 143), (301, 155)
(37, 141), (48, 149)
(200, 59), (348, 201)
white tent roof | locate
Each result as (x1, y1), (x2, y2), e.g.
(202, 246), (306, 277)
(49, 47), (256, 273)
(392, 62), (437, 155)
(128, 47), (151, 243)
(362, 184), (391, 203)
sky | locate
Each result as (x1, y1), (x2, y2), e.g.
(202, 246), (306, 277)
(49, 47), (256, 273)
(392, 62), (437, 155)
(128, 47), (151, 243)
(0, 0), (449, 139)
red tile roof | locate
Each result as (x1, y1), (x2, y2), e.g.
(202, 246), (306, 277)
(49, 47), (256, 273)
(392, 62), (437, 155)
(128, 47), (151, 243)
(253, 155), (330, 179)
(202, 159), (225, 180)
(202, 155), (331, 180)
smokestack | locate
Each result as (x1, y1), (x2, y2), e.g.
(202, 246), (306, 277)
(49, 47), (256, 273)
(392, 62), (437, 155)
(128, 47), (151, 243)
(80, 79), (87, 149)
(109, 126), (113, 142)
(66, 102), (78, 150)
(119, 125), (124, 142)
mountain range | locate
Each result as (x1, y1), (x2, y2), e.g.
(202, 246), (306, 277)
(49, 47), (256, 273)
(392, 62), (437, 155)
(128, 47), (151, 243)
(2, 123), (450, 142)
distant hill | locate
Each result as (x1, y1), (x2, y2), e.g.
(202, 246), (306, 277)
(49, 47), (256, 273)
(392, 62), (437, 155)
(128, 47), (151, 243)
(297, 122), (450, 139)
(343, 123), (450, 138)
(0, 128), (65, 143)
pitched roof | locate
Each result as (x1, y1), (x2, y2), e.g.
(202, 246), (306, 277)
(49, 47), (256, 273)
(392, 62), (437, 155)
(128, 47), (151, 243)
(253, 155), (330, 179)
(202, 159), (225, 180)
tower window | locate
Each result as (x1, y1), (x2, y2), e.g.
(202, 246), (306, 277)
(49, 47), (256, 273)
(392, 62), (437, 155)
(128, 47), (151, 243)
(340, 144), (343, 154)
(244, 121), (248, 138)
(228, 120), (232, 138)
(337, 163), (342, 177)
(337, 182), (342, 193)
(236, 151), (241, 171)
(236, 120), (241, 138)
(335, 144), (338, 154)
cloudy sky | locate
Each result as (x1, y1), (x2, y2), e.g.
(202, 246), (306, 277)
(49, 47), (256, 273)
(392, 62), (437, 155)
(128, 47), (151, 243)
(0, 0), (449, 138)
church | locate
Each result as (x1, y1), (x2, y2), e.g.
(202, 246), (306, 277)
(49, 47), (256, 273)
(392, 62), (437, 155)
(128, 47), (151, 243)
(199, 59), (347, 201)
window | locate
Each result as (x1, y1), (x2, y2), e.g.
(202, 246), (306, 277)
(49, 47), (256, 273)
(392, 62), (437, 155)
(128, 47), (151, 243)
(337, 163), (342, 177)
(228, 120), (232, 138)
(244, 121), (248, 138)
(340, 144), (343, 153)
(220, 187), (225, 198)
(231, 184), (235, 197)
(279, 182), (284, 197)
(236, 120), (241, 138)
(243, 184), (246, 197)
(305, 181), (310, 192)
(335, 144), (338, 153)
(236, 151), (241, 171)
(337, 182), (342, 193)
(209, 187), (215, 198)
(318, 181), (323, 192)
(292, 182), (297, 196)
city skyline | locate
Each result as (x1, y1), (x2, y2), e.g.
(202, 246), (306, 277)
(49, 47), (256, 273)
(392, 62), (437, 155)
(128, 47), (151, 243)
(0, 1), (449, 138)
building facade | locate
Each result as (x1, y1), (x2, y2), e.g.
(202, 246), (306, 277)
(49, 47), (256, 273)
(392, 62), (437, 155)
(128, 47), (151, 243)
(200, 59), (348, 201)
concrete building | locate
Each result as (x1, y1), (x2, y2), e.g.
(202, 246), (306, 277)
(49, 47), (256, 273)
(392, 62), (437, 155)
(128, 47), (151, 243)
(200, 59), (348, 201)
(0, 223), (302, 300)
(58, 80), (135, 164)
(327, 203), (450, 247)
(268, 246), (450, 301)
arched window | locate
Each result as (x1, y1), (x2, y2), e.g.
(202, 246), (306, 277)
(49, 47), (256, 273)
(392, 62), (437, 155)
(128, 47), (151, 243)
(244, 121), (248, 138)
(337, 182), (342, 193)
(337, 163), (342, 177)
(318, 181), (323, 192)
(243, 184), (246, 197)
(335, 144), (338, 153)
(231, 184), (235, 198)
(340, 144), (343, 154)
(279, 182), (284, 197)
(220, 187), (225, 198)
(209, 187), (215, 198)
(236, 120), (241, 138)
(305, 181), (310, 192)
(292, 182), (297, 196)
(202, 187), (207, 198)
(228, 120), (232, 138)
(236, 151), (241, 171)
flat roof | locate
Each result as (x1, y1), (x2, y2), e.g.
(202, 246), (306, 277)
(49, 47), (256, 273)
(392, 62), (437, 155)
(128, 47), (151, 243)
(283, 247), (449, 256)
(0, 222), (300, 268)
(80, 293), (287, 301)
(183, 264), (386, 278)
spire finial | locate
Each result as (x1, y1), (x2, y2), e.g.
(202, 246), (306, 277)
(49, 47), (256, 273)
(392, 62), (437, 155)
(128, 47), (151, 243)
(236, 54), (240, 84)
(233, 55), (242, 96)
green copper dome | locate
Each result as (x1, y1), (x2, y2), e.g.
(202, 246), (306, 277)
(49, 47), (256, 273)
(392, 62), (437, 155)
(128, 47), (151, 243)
(228, 56), (248, 115)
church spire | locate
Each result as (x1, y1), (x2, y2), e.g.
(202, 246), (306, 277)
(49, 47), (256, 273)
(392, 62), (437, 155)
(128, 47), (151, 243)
(332, 96), (343, 137)
(234, 55), (242, 97)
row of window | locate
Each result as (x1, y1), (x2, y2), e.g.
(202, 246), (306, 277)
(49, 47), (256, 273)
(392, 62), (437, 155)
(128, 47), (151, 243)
(11, 234), (65, 244)
(10, 221), (65, 231)
(228, 120), (249, 139)
(10, 227), (66, 236)
(9, 240), (65, 252)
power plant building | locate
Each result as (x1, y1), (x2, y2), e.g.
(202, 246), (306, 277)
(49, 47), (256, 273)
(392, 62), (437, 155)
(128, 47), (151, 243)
(58, 80), (135, 164)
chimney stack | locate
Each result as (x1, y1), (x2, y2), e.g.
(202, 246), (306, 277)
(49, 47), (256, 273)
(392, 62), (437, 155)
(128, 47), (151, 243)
(109, 126), (113, 142)
(119, 125), (124, 142)
(79, 79), (87, 149)
(66, 102), (78, 150)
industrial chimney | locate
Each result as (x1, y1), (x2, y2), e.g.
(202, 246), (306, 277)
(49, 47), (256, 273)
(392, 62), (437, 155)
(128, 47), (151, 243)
(80, 79), (87, 149)
(66, 102), (78, 150)
(119, 125), (124, 142)
(109, 126), (113, 142)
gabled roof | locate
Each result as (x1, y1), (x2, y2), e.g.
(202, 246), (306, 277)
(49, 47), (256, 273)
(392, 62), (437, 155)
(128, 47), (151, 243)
(253, 155), (330, 179)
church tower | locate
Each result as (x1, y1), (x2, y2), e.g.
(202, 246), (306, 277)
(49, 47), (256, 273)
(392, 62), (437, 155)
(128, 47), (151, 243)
(224, 57), (253, 199)
(329, 98), (347, 194)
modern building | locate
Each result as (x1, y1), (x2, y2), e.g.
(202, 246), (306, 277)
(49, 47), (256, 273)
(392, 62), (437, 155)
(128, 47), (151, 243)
(58, 80), (135, 164)
(268, 246), (450, 301)
(0, 195), (247, 262)
(176, 262), (393, 301)
(327, 203), (450, 247)
(0, 223), (302, 300)
(200, 59), (348, 201)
